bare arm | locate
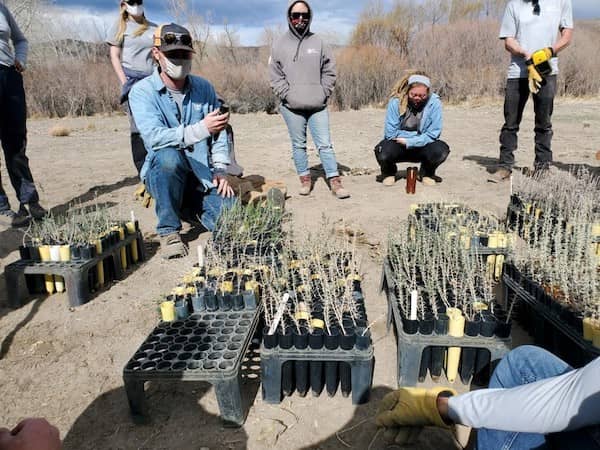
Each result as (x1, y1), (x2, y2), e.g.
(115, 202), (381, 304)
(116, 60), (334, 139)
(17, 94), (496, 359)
(109, 45), (126, 86)
(503, 37), (528, 59)
(553, 28), (573, 54)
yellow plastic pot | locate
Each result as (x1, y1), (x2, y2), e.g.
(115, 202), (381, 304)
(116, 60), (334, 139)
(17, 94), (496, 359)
(582, 317), (595, 342)
(50, 245), (64, 293)
(593, 323), (600, 350)
(119, 227), (127, 270)
(126, 221), (139, 263)
(38, 245), (55, 294)
(160, 301), (176, 322)
(486, 233), (498, 279)
(95, 239), (104, 288)
(55, 244), (71, 293)
(446, 308), (465, 383)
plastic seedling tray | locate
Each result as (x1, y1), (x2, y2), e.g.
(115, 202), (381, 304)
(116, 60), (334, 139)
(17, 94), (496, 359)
(381, 258), (511, 387)
(260, 288), (374, 405)
(123, 307), (261, 426)
(502, 267), (600, 368)
(6, 231), (145, 308)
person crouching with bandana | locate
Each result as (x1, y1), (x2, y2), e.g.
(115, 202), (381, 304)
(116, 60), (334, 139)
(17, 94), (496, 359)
(374, 72), (450, 187)
(129, 23), (234, 259)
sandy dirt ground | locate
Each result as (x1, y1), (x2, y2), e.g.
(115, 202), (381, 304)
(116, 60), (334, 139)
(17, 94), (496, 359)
(0, 99), (599, 450)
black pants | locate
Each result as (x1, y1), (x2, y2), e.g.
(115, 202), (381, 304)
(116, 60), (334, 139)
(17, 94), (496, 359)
(124, 100), (147, 175)
(0, 65), (38, 205)
(499, 75), (556, 170)
(374, 139), (450, 178)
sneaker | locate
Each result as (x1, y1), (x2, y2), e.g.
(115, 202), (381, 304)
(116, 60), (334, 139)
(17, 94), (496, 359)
(27, 202), (47, 219)
(329, 176), (350, 199)
(11, 205), (31, 227)
(382, 176), (396, 186)
(298, 175), (312, 196)
(489, 168), (511, 183)
(160, 233), (188, 260)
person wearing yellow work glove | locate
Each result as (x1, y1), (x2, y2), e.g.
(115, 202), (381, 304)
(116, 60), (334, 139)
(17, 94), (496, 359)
(375, 386), (457, 444)
(495, 0), (573, 179)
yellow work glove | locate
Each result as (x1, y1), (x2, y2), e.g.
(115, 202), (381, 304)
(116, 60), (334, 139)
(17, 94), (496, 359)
(527, 63), (543, 94)
(375, 387), (457, 444)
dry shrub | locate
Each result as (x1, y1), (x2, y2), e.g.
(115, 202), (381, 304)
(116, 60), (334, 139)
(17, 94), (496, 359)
(333, 45), (407, 110)
(49, 125), (71, 136)
(558, 23), (600, 97)
(25, 58), (119, 117)
(199, 48), (278, 114)
(409, 19), (506, 102)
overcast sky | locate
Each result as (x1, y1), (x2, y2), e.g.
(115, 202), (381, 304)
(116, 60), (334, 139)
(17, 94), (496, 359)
(46, 0), (600, 45)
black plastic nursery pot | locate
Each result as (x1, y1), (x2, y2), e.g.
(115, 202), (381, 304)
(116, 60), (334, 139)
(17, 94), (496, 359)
(402, 317), (419, 335)
(460, 318), (481, 384)
(430, 313), (449, 380)
(262, 327), (278, 349)
(309, 329), (325, 396)
(293, 327), (309, 396)
(339, 329), (357, 397)
(324, 327), (340, 397)
(279, 329), (294, 396)
(191, 290), (206, 312)
(473, 313), (497, 384)
(205, 292), (218, 312)
(418, 313), (435, 382)
(232, 294), (244, 311)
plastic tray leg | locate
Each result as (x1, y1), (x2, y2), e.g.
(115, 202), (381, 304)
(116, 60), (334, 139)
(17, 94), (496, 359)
(214, 375), (244, 426)
(350, 359), (373, 404)
(5, 266), (28, 308)
(261, 356), (283, 404)
(124, 378), (149, 424)
(64, 270), (91, 307)
(398, 343), (424, 387)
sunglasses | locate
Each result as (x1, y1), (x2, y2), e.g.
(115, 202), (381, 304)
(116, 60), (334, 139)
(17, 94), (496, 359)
(532, 0), (540, 15)
(162, 32), (193, 47)
(290, 12), (310, 20)
(125, 0), (143, 5)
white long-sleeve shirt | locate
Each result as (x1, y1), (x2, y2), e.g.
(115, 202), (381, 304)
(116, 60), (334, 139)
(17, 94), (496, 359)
(448, 357), (600, 434)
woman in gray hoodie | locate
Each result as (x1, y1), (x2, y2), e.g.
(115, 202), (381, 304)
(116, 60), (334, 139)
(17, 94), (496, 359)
(269, 0), (349, 199)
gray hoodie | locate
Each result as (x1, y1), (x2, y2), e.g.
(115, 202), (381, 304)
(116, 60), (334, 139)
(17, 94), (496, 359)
(268, 0), (336, 111)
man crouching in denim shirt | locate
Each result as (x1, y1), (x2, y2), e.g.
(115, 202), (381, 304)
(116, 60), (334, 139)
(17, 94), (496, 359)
(129, 23), (234, 259)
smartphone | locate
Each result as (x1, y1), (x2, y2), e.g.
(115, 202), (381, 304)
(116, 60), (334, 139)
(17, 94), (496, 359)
(218, 104), (230, 115)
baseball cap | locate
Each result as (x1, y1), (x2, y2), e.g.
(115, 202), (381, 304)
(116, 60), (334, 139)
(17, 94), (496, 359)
(153, 23), (195, 53)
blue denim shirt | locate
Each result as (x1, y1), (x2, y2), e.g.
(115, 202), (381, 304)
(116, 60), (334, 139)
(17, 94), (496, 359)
(383, 93), (443, 148)
(129, 68), (229, 188)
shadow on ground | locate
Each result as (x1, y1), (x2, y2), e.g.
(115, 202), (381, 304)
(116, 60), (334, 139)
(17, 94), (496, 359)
(62, 383), (249, 449)
(300, 386), (457, 450)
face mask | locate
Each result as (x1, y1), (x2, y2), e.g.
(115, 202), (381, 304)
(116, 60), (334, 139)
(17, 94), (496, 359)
(162, 57), (192, 80)
(291, 18), (308, 33)
(125, 4), (144, 17)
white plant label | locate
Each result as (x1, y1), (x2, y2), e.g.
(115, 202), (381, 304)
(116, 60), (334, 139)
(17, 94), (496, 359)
(269, 293), (290, 335)
(410, 290), (418, 321)
(197, 244), (204, 268)
(130, 210), (136, 223)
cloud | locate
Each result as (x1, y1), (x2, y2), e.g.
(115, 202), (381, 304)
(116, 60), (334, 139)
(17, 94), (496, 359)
(43, 0), (600, 44)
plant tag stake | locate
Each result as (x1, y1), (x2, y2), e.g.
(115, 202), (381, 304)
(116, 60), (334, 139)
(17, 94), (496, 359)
(410, 290), (418, 321)
(268, 293), (290, 335)
(197, 244), (204, 268)
(130, 210), (136, 223)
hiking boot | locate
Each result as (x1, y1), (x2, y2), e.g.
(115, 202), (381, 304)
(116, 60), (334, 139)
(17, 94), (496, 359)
(329, 176), (350, 199)
(382, 176), (396, 186)
(27, 202), (47, 219)
(160, 233), (188, 260)
(489, 168), (511, 183)
(299, 175), (312, 196)
(11, 205), (31, 227)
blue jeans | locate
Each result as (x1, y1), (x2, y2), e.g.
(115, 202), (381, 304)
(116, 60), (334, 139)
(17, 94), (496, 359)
(478, 345), (599, 450)
(145, 148), (235, 236)
(279, 105), (339, 178)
